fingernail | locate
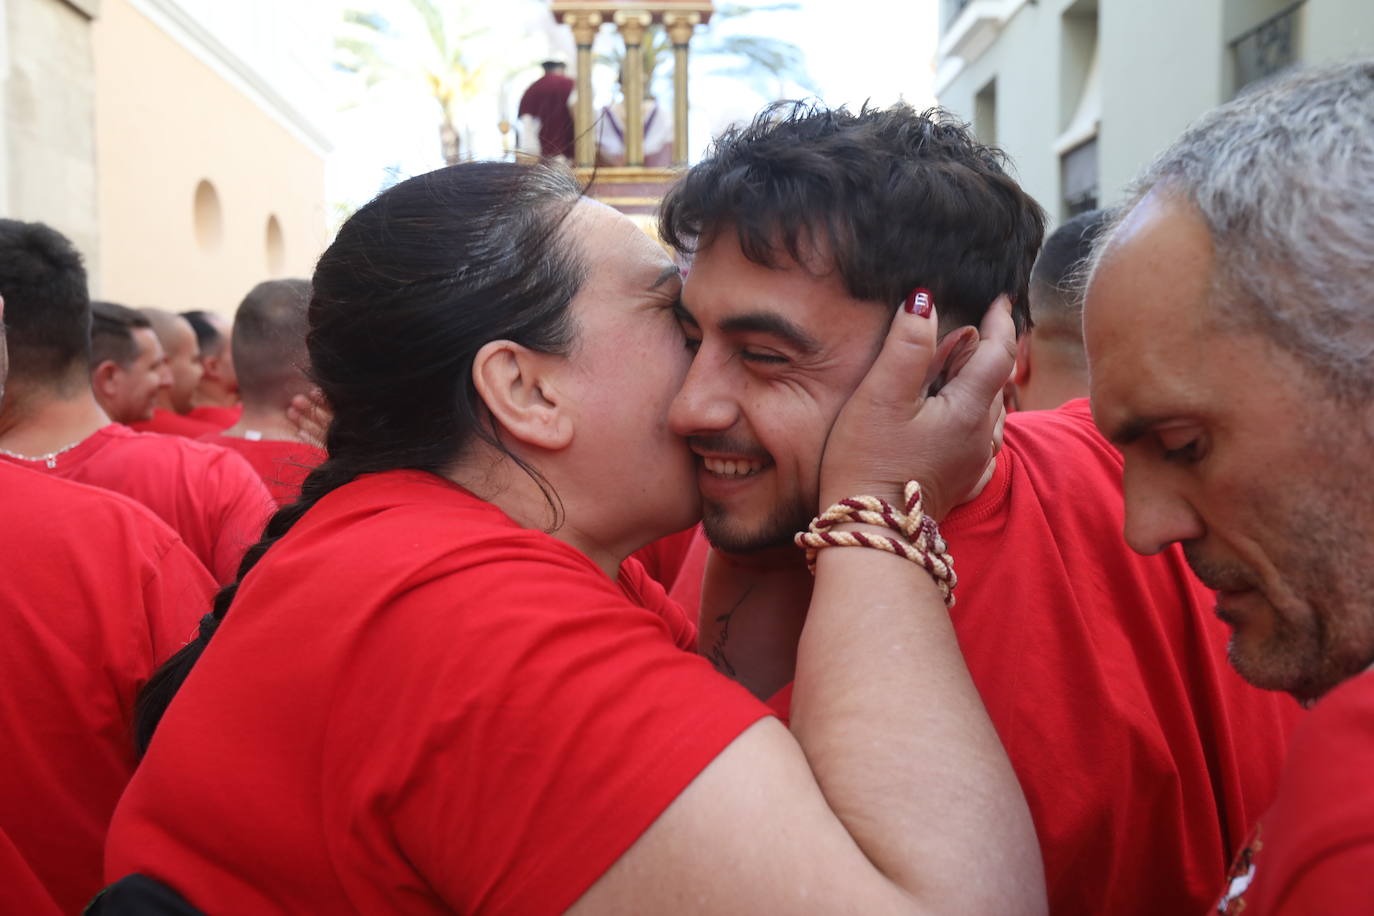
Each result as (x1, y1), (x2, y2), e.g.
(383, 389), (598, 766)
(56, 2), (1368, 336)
(903, 287), (933, 318)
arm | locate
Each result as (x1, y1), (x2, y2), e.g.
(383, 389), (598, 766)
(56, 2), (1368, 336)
(572, 300), (1045, 914)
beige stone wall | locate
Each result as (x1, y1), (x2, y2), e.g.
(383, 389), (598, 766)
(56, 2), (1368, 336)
(3, 0), (101, 280)
(92, 0), (327, 316)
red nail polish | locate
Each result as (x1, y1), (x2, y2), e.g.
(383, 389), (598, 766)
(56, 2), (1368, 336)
(903, 288), (933, 318)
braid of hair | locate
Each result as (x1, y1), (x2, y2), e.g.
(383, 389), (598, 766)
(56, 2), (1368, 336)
(133, 456), (368, 755)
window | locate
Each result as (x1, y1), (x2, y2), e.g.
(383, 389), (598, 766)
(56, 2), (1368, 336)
(974, 78), (997, 146)
(1230, 1), (1305, 95)
(1061, 138), (1099, 218)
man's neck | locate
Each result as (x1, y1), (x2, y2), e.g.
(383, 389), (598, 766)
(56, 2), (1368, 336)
(695, 466), (999, 700)
(191, 381), (239, 409)
(222, 403), (299, 443)
(0, 385), (111, 456)
(696, 540), (814, 700)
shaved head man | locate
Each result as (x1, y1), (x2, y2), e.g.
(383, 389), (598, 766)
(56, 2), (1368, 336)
(1009, 208), (1109, 412)
(1083, 60), (1374, 913)
(182, 310), (238, 410)
(201, 279), (324, 505)
(140, 308), (202, 415)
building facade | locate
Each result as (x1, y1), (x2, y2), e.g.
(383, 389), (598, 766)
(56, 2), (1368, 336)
(935, 0), (1374, 224)
(1, 0), (331, 317)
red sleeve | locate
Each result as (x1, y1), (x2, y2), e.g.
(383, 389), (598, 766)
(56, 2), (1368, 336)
(141, 534), (217, 663)
(631, 525), (700, 590)
(619, 554), (698, 651)
(205, 449), (274, 584)
(323, 540), (770, 916)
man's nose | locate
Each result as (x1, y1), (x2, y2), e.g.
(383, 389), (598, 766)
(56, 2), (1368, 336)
(669, 348), (740, 437)
(1120, 459), (1205, 556)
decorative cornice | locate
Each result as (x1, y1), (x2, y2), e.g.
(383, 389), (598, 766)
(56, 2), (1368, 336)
(126, 0), (333, 156)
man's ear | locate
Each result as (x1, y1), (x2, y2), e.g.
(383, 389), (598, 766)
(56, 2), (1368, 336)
(1013, 332), (1033, 386)
(200, 352), (223, 382)
(91, 360), (121, 400)
(471, 340), (573, 450)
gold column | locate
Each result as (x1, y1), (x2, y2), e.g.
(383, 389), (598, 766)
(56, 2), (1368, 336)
(562, 11), (603, 168)
(613, 10), (652, 167)
(664, 12), (700, 167)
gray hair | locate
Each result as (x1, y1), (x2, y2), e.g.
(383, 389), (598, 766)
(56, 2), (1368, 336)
(1093, 58), (1374, 398)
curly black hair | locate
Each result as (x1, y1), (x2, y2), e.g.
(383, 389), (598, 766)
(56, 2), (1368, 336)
(660, 101), (1046, 334)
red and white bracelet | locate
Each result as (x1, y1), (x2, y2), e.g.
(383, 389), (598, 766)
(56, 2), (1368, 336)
(794, 480), (957, 607)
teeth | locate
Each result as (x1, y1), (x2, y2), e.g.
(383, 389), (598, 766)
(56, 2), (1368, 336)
(703, 457), (765, 477)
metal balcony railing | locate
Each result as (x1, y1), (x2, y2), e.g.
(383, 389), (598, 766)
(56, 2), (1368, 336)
(1230, 0), (1305, 94)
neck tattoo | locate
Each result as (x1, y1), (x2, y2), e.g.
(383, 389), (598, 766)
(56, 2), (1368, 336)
(0, 438), (86, 469)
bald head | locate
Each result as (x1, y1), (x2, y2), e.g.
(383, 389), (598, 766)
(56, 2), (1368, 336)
(232, 279), (311, 410)
(139, 308), (202, 413)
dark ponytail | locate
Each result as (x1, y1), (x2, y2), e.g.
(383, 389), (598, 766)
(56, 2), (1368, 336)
(134, 161), (588, 754)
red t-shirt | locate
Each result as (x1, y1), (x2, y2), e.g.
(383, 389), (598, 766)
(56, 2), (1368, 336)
(631, 524), (700, 589)
(0, 463), (215, 914)
(671, 399), (1299, 916)
(1216, 671), (1374, 914)
(0, 424), (273, 584)
(0, 825), (59, 916)
(105, 470), (768, 914)
(198, 434), (325, 507)
(128, 407), (224, 438)
(188, 405), (242, 430)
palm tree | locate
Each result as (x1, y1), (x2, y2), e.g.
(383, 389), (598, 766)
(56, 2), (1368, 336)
(336, 1), (523, 165)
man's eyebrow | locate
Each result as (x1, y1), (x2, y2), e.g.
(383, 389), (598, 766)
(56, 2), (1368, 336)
(1108, 416), (1155, 447)
(649, 265), (681, 290)
(673, 300), (699, 327)
(719, 312), (822, 355)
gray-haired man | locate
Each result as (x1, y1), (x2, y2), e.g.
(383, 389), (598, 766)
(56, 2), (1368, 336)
(1085, 59), (1374, 913)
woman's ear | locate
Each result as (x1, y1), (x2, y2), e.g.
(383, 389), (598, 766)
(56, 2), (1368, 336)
(471, 340), (574, 450)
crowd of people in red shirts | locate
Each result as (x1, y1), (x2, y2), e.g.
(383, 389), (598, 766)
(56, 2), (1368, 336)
(2, 58), (1372, 916)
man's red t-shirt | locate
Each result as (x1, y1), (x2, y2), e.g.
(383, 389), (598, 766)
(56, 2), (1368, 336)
(0, 463), (214, 914)
(106, 470), (769, 914)
(1216, 671), (1374, 914)
(671, 399), (1299, 916)
(0, 425), (272, 584)
(188, 405), (242, 430)
(128, 408), (224, 438)
(198, 434), (325, 507)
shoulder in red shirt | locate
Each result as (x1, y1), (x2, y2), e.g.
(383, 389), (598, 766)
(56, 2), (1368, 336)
(106, 470), (766, 914)
(670, 399), (1300, 916)
(198, 433), (325, 507)
(187, 405), (242, 431)
(0, 462), (214, 913)
(128, 408), (224, 438)
(1217, 670), (1374, 914)
(0, 424), (273, 583)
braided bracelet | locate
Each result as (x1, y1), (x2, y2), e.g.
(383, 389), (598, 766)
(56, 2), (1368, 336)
(794, 480), (957, 608)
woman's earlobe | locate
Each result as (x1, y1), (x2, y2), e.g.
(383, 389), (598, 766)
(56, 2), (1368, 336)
(471, 340), (574, 450)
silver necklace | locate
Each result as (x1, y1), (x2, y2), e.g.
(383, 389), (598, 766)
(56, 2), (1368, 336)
(0, 439), (85, 469)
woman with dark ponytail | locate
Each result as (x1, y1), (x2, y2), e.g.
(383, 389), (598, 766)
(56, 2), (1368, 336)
(99, 161), (1044, 915)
